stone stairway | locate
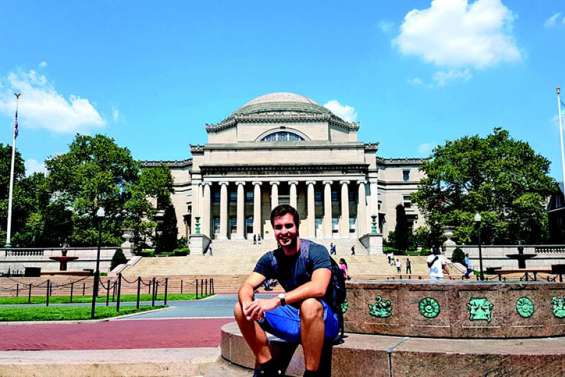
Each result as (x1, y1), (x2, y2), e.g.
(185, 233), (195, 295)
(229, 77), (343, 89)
(119, 237), (447, 282)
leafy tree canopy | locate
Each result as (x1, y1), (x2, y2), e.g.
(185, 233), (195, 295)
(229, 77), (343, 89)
(412, 128), (557, 245)
(43, 135), (173, 247)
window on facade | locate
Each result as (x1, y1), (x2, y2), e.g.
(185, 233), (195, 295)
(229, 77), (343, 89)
(332, 218), (339, 233)
(348, 190), (356, 202)
(403, 169), (410, 182)
(212, 217), (220, 234)
(279, 194), (290, 205)
(212, 191), (220, 204)
(229, 190), (237, 203)
(378, 200), (382, 211)
(245, 216), (253, 234)
(245, 191), (254, 203)
(260, 131), (304, 142)
(349, 217), (356, 233)
(228, 217), (237, 234)
(403, 195), (412, 208)
(315, 218), (322, 233)
(331, 191), (338, 202)
(315, 191), (322, 203)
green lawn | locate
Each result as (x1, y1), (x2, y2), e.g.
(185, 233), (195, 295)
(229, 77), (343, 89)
(0, 305), (163, 321)
(0, 293), (212, 305)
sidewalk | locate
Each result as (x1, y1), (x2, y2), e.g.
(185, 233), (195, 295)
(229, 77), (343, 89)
(0, 293), (250, 376)
(0, 318), (233, 351)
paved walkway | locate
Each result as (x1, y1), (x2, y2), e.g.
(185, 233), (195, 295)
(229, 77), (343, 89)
(0, 294), (250, 351)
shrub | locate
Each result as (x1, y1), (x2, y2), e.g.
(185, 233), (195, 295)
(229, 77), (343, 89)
(451, 247), (466, 265)
(419, 248), (432, 256)
(139, 249), (155, 257)
(110, 248), (128, 271)
(173, 247), (190, 256)
(177, 237), (188, 248)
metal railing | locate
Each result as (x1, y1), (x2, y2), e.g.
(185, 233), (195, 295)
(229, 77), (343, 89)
(0, 275), (215, 309)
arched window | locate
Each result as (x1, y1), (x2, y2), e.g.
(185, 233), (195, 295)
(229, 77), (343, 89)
(260, 131), (305, 142)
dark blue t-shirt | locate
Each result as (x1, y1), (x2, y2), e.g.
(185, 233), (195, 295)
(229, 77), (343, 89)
(253, 239), (333, 304)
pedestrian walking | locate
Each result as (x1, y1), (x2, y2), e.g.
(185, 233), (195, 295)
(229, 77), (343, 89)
(395, 258), (401, 273)
(427, 246), (449, 281)
(405, 258), (412, 274)
(351, 245), (355, 255)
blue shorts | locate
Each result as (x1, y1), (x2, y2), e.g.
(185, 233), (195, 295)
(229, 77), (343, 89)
(258, 300), (340, 344)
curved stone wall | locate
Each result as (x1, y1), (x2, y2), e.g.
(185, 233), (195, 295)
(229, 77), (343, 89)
(343, 280), (565, 338)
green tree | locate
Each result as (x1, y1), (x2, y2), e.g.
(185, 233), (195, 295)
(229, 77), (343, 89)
(155, 204), (178, 253)
(110, 248), (128, 271)
(45, 135), (173, 247)
(394, 204), (410, 252)
(412, 128), (557, 245)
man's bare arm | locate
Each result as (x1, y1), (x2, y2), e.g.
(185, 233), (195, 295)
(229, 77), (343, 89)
(238, 272), (266, 306)
(283, 268), (331, 306)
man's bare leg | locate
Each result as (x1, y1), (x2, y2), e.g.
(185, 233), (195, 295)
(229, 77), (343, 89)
(234, 302), (272, 364)
(300, 298), (325, 372)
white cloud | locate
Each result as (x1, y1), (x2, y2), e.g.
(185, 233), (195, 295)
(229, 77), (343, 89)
(408, 77), (424, 86)
(433, 68), (472, 86)
(323, 100), (358, 122)
(544, 12), (565, 28)
(0, 69), (105, 134)
(38, 61), (48, 69)
(25, 158), (47, 176)
(112, 108), (120, 122)
(377, 20), (395, 33)
(394, 0), (521, 70)
(418, 143), (434, 155)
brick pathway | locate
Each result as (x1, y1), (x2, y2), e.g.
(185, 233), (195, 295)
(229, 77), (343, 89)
(0, 318), (232, 351)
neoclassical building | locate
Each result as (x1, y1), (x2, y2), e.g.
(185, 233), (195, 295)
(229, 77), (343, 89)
(143, 93), (425, 241)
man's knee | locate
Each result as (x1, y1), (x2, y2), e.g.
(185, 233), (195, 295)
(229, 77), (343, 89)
(234, 302), (244, 320)
(300, 298), (323, 321)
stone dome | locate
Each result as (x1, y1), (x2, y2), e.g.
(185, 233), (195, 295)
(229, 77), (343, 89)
(242, 92), (318, 107)
(234, 92), (331, 116)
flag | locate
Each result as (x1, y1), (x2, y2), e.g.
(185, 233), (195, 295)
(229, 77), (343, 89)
(13, 93), (21, 139)
(13, 111), (18, 139)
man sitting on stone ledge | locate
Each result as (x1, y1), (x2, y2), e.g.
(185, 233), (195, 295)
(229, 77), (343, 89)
(234, 204), (340, 377)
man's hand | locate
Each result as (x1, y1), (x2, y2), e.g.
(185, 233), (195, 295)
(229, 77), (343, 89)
(242, 297), (279, 321)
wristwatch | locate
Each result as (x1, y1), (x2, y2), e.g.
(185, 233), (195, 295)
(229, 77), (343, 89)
(278, 293), (286, 306)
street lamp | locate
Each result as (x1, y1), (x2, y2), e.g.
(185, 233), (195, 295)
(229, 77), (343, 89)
(474, 212), (484, 281)
(91, 207), (105, 319)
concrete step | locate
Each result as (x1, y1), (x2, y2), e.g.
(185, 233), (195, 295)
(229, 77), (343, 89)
(0, 347), (219, 377)
(120, 254), (444, 280)
(221, 321), (565, 377)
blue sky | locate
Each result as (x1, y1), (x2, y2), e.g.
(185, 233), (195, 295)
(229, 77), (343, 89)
(0, 0), (564, 181)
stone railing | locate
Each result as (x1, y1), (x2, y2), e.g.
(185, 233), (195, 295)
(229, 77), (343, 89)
(4, 249), (44, 257)
(444, 244), (565, 269)
(535, 245), (565, 253)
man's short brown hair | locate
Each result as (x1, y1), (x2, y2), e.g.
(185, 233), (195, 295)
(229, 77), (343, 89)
(270, 204), (300, 228)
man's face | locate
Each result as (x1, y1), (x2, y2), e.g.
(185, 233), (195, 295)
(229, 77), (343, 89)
(272, 213), (298, 249)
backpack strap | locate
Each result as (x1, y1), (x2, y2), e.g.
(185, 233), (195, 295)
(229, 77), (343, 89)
(299, 239), (312, 278)
(428, 255), (439, 268)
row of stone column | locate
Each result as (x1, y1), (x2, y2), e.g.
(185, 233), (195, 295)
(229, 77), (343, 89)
(194, 180), (377, 239)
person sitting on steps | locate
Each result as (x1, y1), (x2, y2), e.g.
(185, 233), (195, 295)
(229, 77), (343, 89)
(234, 204), (341, 377)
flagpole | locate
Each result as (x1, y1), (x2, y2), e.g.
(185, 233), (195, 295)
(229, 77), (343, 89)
(558, 87), (565, 192)
(5, 93), (21, 247)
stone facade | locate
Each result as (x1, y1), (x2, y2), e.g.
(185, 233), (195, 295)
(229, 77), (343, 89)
(142, 93), (425, 242)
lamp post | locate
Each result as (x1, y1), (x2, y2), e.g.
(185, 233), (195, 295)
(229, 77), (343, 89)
(474, 212), (484, 281)
(91, 207), (105, 319)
